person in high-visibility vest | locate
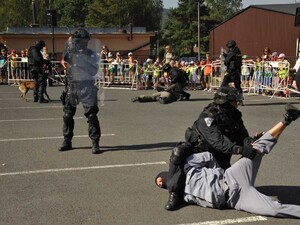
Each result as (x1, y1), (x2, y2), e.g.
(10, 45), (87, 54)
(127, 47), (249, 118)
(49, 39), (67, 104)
(277, 53), (290, 88)
(152, 61), (161, 90)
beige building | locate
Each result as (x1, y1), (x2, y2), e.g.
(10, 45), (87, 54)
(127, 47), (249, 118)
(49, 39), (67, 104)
(0, 27), (156, 62)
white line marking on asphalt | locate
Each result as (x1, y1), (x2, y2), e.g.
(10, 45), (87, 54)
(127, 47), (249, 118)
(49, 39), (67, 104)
(0, 134), (115, 142)
(177, 216), (267, 225)
(0, 117), (83, 122)
(0, 161), (167, 176)
(0, 98), (27, 100)
(0, 106), (63, 110)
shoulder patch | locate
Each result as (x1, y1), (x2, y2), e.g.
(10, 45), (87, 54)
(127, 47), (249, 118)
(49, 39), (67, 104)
(204, 117), (214, 127)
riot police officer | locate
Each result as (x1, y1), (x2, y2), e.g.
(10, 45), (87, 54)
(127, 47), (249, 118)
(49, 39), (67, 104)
(221, 40), (244, 105)
(28, 40), (52, 103)
(164, 86), (257, 211)
(58, 28), (102, 154)
(166, 59), (190, 102)
(131, 58), (190, 104)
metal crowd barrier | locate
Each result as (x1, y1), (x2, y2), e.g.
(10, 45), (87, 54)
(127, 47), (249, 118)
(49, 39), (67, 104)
(97, 62), (137, 88)
(7, 57), (293, 98)
(209, 62), (224, 90)
(206, 61), (292, 98)
(7, 57), (31, 84)
(97, 62), (164, 90)
(246, 61), (291, 98)
(6, 57), (66, 85)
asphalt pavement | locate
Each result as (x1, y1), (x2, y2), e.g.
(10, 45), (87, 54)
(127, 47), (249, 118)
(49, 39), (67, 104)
(0, 84), (300, 225)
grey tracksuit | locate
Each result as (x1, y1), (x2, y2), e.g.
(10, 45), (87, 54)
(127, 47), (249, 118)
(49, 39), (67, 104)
(184, 132), (300, 218)
(136, 91), (175, 103)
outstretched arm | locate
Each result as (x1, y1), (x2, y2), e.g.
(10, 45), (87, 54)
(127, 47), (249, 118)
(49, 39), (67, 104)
(251, 103), (300, 155)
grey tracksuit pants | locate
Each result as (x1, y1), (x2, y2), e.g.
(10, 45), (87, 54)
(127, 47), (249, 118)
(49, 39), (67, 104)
(225, 132), (300, 218)
(137, 91), (176, 103)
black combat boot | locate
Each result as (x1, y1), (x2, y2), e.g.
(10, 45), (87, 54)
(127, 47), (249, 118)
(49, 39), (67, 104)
(39, 98), (49, 103)
(58, 140), (72, 151)
(157, 97), (166, 104)
(185, 93), (191, 100)
(131, 97), (140, 102)
(283, 103), (300, 125)
(92, 140), (102, 154)
(34, 95), (38, 102)
(165, 192), (181, 211)
(179, 93), (190, 101)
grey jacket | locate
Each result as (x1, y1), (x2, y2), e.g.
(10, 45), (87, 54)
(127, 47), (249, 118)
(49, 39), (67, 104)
(183, 152), (228, 208)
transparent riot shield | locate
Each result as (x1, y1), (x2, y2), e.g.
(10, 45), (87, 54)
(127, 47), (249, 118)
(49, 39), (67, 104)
(63, 38), (104, 107)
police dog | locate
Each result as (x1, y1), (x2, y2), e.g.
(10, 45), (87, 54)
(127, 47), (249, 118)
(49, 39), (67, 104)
(19, 81), (51, 102)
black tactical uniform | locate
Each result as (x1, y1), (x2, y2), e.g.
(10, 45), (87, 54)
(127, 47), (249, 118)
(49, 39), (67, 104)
(28, 40), (52, 103)
(221, 40), (244, 105)
(58, 28), (102, 154)
(168, 66), (190, 101)
(161, 61), (190, 103)
(165, 86), (256, 211)
(132, 61), (190, 104)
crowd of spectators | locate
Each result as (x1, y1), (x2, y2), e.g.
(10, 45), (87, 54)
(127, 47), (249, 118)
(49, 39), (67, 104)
(0, 43), (29, 85)
(98, 45), (293, 97)
(239, 47), (291, 96)
(0, 42), (296, 98)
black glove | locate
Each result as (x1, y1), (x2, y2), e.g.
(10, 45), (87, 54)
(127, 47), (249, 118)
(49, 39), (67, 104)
(253, 132), (264, 141)
(243, 137), (254, 146)
(239, 145), (257, 159)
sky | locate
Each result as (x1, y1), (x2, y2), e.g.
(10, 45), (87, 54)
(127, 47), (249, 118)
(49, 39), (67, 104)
(162, 0), (297, 9)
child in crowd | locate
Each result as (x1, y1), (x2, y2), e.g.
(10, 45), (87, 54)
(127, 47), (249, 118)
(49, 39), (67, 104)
(186, 61), (197, 90)
(0, 48), (8, 85)
(152, 61), (161, 90)
(203, 54), (212, 91)
(115, 52), (124, 83)
(9, 49), (19, 85)
(241, 55), (255, 92)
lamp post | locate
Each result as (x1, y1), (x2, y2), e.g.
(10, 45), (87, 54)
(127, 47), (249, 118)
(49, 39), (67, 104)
(156, 31), (160, 59)
(31, 0), (38, 26)
(197, 0), (201, 61)
(46, 0), (56, 60)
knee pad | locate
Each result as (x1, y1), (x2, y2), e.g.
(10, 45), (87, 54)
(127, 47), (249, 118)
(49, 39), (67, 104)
(87, 114), (99, 124)
(170, 144), (188, 165)
(63, 112), (74, 124)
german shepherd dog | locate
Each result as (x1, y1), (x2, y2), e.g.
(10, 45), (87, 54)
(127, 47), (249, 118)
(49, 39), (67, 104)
(19, 81), (51, 102)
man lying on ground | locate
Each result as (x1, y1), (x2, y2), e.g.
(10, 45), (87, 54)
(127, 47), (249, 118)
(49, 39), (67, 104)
(155, 103), (300, 218)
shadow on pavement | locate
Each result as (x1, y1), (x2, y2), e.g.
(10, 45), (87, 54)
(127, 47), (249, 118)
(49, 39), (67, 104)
(257, 185), (300, 205)
(70, 142), (177, 152)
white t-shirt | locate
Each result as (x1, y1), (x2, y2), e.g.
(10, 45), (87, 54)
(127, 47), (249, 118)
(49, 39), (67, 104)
(293, 57), (300, 72)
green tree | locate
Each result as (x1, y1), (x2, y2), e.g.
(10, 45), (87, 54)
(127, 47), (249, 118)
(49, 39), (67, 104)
(85, 0), (163, 31)
(54, 0), (90, 27)
(205, 0), (242, 22)
(0, 0), (162, 32)
(85, 0), (119, 28)
(0, 0), (48, 31)
(162, 0), (208, 57)
(161, 0), (242, 57)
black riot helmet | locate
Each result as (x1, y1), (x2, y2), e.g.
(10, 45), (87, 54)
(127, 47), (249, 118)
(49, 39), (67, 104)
(35, 40), (46, 50)
(213, 86), (238, 105)
(226, 40), (236, 49)
(72, 28), (90, 50)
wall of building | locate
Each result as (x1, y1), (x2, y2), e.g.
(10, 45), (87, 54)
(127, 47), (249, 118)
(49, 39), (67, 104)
(210, 7), (299, 63)
(0, 32), (155, 62)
